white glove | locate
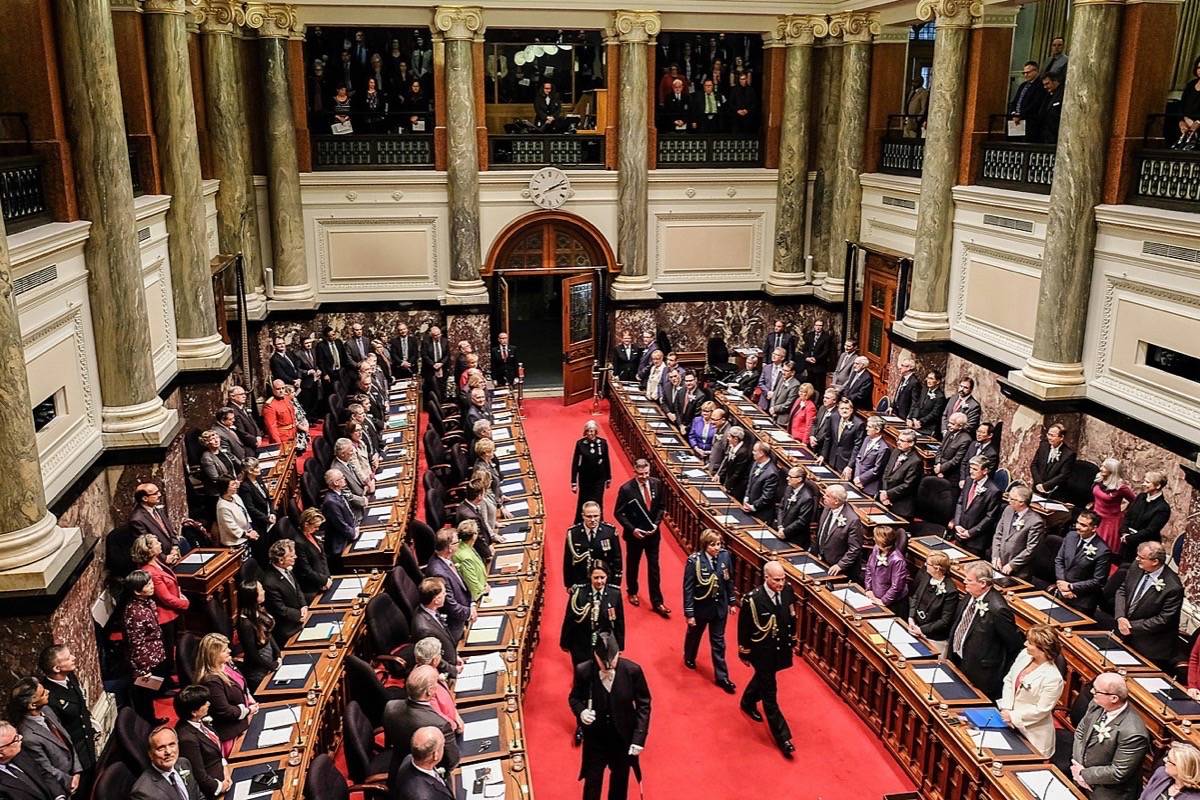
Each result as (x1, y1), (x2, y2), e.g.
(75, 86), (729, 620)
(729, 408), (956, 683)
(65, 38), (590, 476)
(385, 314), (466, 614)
(628, 744), (643, 756)
(580, 708), (596, 725)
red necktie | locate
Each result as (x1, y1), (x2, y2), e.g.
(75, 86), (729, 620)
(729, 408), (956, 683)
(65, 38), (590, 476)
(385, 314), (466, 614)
(967, 482), (978, 505)
(641, 480), (651, 507)
(954, 396), (963, 413)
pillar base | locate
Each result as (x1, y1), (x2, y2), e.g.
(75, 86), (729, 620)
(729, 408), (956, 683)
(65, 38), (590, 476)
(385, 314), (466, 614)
(1006, 358), (1088, 401)
(226, 291), (269, 321)
(763, 271), (814, 296)
(610, 274), (660, 301)
(101, 398), (181, 449)
(0, 513), (82, 592)
(813, 275), (846, 304)
(443, 279), (489, 306)
(269, 281), (317, 310)
(892, 310), (951, 342)
(176, 334), (233, 372)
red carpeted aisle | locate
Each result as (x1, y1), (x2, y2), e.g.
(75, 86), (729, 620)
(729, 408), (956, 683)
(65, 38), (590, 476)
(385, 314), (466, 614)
(518, 398), (914, 800)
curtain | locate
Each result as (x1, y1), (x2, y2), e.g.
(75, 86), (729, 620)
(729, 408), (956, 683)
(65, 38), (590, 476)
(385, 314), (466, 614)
(1173, 0), (1200, 90)
(1029, 0), (1070, 72)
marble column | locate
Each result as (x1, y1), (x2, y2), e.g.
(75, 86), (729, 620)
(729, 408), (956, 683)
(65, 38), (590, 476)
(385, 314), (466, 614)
(810, 37), (843, 287)
(1009, 0), (1123, 400)
(144, 0), (232, 371)
(821, 12), (878, 303)
(54, 0), (179, 448)
(611, 10), (661, 301)
(766, 16), (827, 296)
(0, 219), (83, 590)
(245, 2), (314, 308)
(893, 0), (980, 342)
(434, 6), (487, 306)
(200, 0), (267, 319)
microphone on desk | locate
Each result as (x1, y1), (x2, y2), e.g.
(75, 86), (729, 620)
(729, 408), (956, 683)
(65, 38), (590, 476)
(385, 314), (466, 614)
(1099, 632), (1112, 672)
(970, 727), (985, 759)
(882, 617), (899, 658)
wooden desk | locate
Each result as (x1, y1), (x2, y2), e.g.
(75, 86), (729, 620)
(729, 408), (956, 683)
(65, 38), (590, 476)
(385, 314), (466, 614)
(308, 573), (386, 611)
(225, 754), (302, 800)
(452, 755), (533, 800)
(229, 699), (320, 761)
(260, 442), (298, 510)
(254, 649), (341, 701)
(285, 607), (366, 651)
(176, 547), (242, 628)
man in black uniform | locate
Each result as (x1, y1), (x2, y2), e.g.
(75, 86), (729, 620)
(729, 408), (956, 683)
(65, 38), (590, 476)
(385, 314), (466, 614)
(683, 529), (736, 693)
(564, 502), (623, 589)
(569, 634), (651, 800)
(561, 562), (626, 667)
(38, 645), (95, 796)
(614, 459), (670, 617)
(571, 421), (612, 524)
(737, 560), (797, 759)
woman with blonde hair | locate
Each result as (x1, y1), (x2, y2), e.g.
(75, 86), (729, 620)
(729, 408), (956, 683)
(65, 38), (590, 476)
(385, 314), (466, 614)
(788, 382), (817, 443)
(292, 507), (331, 598)
(1139, 742), (1200, 799)
(1091, 457), (1137, 552)
(452, 519), (489, 601)
(195, 633), (258, 754)
(997, 624), (1064, 757)
(906, 551), (959, 652)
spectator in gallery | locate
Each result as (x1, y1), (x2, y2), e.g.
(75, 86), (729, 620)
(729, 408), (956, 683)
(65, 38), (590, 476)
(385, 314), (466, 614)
(1008, 61), (1045, 139)
(366, 52), (388, 99)
(728, 70), (759, 134)
(903, 75), (928, 137)
(403, 79), (431, 132)
(331, 84), (353, 132)
(358, 77), (387, 134)
(663, 78), (691, 132)
(1041, 35), (1068, 81)
(1090, 458), (1137, 553)
(693, 79), (727, 132)
(534, 81), (562, 133)
(307, 59), (328, 119)
(1038, 72), (1064, 144)
(658, 64), (681, 106)
(1176, 56), (1200, 150)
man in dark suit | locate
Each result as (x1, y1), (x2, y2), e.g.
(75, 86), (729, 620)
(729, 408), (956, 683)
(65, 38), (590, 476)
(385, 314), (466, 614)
(130, 726), (204, 800)
(1119, 472), (1171, 563)
(737, 561), (797, 759)
(741, 442), (781, 525)
(842, 356), (874, 411)
(814, 486), (865, 580)
(564, 502), (623, 589)
(948, 562), (1022, 700)
(0, 721), (66, 800)
(571, 422), (613, 524)
(683, 529), (736, 692)
(933, 411), (973, 488)
(635, 331), (657, 381)
(614, 460), (669, 616)
(757, 347), (787, 411)
(731, 353), (762, 395)
(262, 540), (308, 646)
(226, 386), (261, 451)
(799, 319), (833, 388)
(314, 326), (346, 390)
(947, 456), (1003, 558)
(820, 398), (865, 473)
(661, 369), (685, 427)
(612, 331), (642, 383)
(940, 376), (981, 438)
(909, 370), (948, 437)
(490, 331), (518, 386)
(1053, 510), (1112, 615)
(1007, 61), (1045, 139)
(388, 322), (419, 379)
(269, 336), (302, 388)
(129, 483), (183, 563)
(569, 634), (651, 800)
(1038, 73), (1064, 144)
(762, 320), (796, 366)
(878, 430), (922, 519)
(424, 529), (475, 643)
(729, 70), (759, 134)
(212, 409), (250, 464)
(10, 679), (79, 797)
(383, 666), (460, 778)
(692, 79), (726, 132)
(776, 467), (815, 545)
(320, 470), (358, 570)
(717, 427), (752, 501)
(678, 372), (709, 431)
(343, 322), (372, 374)
(766, 362), (799, 428)
(1030, 423), (1077, 497)
(534, 81), (562, 132)
(1070, 673), (1150, 800)
(961, 421), (999, 488)
(810, 387), (840, 452)
(889, 357), (920, 419)
(662, 78), (691, 131)
(1114, 541), (1184, 670)
(991, 485), (1044, 581)
(412, 578), (461, 678)
(419, 325), (449, 400)
(391, 727), (454, 800)
(844, 416), (889, 497)
(37, 646), (95, 796)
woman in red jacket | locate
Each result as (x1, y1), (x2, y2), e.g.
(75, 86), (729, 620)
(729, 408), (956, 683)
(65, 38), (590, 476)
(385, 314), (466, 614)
(132, 534), (189, 682)
(789, 382), (817, 443)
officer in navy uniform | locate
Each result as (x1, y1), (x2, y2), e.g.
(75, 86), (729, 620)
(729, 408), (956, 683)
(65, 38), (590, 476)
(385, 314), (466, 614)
(561, 561), (626, 667)
(737, 560), (797, 759)
(571, 421), (612, 524)
(683, 529), (737, 694)
(564, 501), (623, 589)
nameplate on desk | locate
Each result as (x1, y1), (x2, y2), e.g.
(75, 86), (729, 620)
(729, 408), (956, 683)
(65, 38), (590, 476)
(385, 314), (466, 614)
(498, 460), (521, 474)
(376, 466), (403, 480)
(495, 444), (517, 458)
(367, 505), (392, 519)
(656, 435), (683, 446)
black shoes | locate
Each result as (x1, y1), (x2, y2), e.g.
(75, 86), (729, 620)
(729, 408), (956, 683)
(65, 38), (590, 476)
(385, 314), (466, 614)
(683, 658), (696, 670)
(574, 726), (583, 747)
(653, 604), (672, 618)
(628, 595), (641, 607)
(780, 740), (795, 760)
(740, 703), (763, 722)
(716, 679), (737, 694)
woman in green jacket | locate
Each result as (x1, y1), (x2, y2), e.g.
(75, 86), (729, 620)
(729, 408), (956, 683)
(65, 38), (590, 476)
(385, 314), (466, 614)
(452, 518), (489, 601)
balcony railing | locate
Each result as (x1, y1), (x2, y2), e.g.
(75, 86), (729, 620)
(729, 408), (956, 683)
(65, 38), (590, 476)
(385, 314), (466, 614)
(0, 112), (50, 232)
(1128, 114), (1200, 211)
(656, 133), (762, 168)
(488, 134), (605, 169)
(878, 114), (925, 177)
(312, 133), (435, 170)
(976, 114), (1056, 194)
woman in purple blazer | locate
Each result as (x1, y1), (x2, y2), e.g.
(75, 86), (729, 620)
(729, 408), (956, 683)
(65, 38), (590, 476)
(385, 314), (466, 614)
(687, 402), (718, 457)
(864, 526), (910, 617)
(1138, 742), (1200, 799)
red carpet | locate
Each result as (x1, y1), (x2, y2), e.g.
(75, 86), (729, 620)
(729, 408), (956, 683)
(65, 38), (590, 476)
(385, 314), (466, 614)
(519, 398), (914, 800)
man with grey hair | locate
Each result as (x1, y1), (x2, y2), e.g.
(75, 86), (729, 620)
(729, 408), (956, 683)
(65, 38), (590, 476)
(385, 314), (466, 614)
(991, 484), (1043, 580)
(1114, 540), (1184, 669)
(321, 469), (358, 569)
(767, 362), (799, 428)
(383, 665), (459, 779)
(844, 416), (889, 496)
(932, 412), (973, 484)
(643, 350), (665, 401)
(813, 484), (863, 579)
(332, 438), (370, 517)
(890, 357), (919, 419)
(842, 355), (874, 410)
(718, 426), (751, 500)
(472, 418), (492, 442)
(948, 561), (1021, 700)
(879, 430), (922, 518)
(0, 719), (66, 800)
(391, 726), (452, 799)
(946, 455), (1002, 558)
(1070, 672), (1150, 798)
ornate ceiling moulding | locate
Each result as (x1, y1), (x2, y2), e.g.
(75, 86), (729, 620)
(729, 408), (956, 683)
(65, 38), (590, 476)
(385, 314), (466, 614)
(433, 6), (485, 41)
(244, 2), (299, 38)
(612, 10), (661, 44)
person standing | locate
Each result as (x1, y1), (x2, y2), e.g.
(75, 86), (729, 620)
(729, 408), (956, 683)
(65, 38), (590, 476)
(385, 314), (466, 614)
(799, 319), (832, 389)
(420, 326), (449, 401)
(737, 561), (797, 759)
(130, 726), (204, 800)
(8, 679), (80, 797)
(564, 502), (623, 589)
(490, 331), (518, 386)
(1091, 458), (1137, 553)
(948, 561), (1022, 701)
(1114, 541), (1184, 671)
(741, 442), (781, 525)
(776, 467), (815, 546)
(1070, 672), (1150, 800)
(611, 331), (642, 383)
(571, 421), (612, 525)
(1119, 471), (1171, 563)
(37, 645), (95, 797)
(1053, 510), (1112, 616)
(614, 460), (670, 616)
(569, 634), (651, 800)
(683, 530), (736, 693)
(991, 485), (1045, 580)
(997, 625), (1064, 758)
(561, 562), (626, 668)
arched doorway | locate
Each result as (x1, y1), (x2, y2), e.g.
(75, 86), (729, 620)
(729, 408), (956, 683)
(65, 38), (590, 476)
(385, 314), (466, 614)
(484, 212), (617, 404)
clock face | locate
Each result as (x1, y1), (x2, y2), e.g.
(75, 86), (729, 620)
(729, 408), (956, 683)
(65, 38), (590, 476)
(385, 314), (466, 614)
(529, 167), (571, 209)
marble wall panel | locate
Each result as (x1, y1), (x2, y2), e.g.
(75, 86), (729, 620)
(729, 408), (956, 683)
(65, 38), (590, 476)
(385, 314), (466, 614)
(446, 313), (491, 374)
(614, 298), (842, 353)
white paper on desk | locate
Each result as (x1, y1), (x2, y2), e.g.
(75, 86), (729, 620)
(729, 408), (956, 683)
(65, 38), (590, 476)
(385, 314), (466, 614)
(501, 480), (524, 495)
(259, 448), (282, 459)
(1097, 648), (1139, 666)
(931, 542), (970, 560)
(499, 461), (521, 474)
(466, 625), (503, 644)
(331, 585), (361, 601)
(753, 420), (773, 428)
(459, 659), (487, 679)
(867, 618), (922, 657)
(683, 469), (708, 479)
(913, 666), (954, 685)
(493, 427), (513, 440)
(656, 435), (681, 445)
(495, 444), (517, 457)
(258, 460), (278, 471)
(494, 554), (524, 570)
(628, 394), (648, 401)
(256, 727), (293, 748)
(1041, 501), (1070, 512)
(738, 405), (759, 413)
(231, 778), (274, 800)
(376, 466), (402, 480)
(844, 488), (865, 500)
(497, 530), (527, 545)
(493, 388), (510, 397)
(794, 561), (825, 575)
(334, 576), (366, 593)
(382, 431), (405, 443)
(274, 663), (311, 682)
(977, 731), (1015, 752)
(1135, 677), (1174, 693)
(353, 534), (385, 550)
(1007, 119), (1026, 137)
(464, 717), (500, 741)
(636, 406), (658, 415)
(367, 505), (391, 518)
(881, 415), (904, 424)
(456, 673), (485, 693)
(868, 514), (902, 525)
(747, 528), (777, 541)
(504, 500), (529, 515)
(714, 514), (739, 525)
(832, 587), (875, 611)
(491, 402), (508, 411)
(1023, 595), (1058, 611)
(472, 615), (504, 631)
(1032, 493), (1048, 504)
(808, 465), (834, 476)
(676, 454), (701, 464)
(297, 623), (333, 641)
(374, 486), (399, 500)
(1017, 770), (1076, 800)
(649, 421), (670, 430)
(482, 584), (518, 607)
(702, 489), (728, 500)
(767, 430), (794, 443)
(263, 706), (300, 729)
(179, 552), (214, 565)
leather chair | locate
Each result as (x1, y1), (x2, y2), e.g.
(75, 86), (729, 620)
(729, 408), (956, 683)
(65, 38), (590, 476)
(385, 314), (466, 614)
(910, 476), (956, 536)
(311, 436), (332, 472)
(177, 632), (200, 686)
(304, 752), (387, 800)
(342, 701), (393, 786)
(407, 518), (438, 566)
(114, 707), (152, 771)
(397, 540), (424, 586)
(1063, 460), (1100, 512)
(423, 471), (448, 531)
(343, 655), (405, 729)
(93, 761), (135, 799)
(385, 564), (422, 621)
(366, 594), (412, 669)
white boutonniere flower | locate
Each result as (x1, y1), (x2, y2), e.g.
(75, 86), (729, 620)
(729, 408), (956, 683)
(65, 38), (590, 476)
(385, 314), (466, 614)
(1153, 577), (1166, 592)
(1083, 543), (1098, 558)
(876, 555), (888, 567)
(1093, 719), (1113, 743)
(835, 514), (846, 527)
(898, 455), (908, 463)
(974, 598), (988, 618)
(1013, 518), (1025, 531)
(933, 581), (946, 596)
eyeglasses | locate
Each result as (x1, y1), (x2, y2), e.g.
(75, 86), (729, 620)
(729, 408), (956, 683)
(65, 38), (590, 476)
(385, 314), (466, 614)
(1091, 688), (1119, 697)
(0, 734), (22, 748)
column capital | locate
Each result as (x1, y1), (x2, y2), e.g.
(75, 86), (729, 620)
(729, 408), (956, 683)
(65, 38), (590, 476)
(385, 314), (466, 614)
(828, 11), (880, 43)
(612, 10), (661, 44)
(142, 0), (196, 14)
(777, 14), (829, 46)
(917, 0), (983, 27)
(433, 6), (484, 41)
(198, 0), (244, 34)
(244, 2), (299, 38)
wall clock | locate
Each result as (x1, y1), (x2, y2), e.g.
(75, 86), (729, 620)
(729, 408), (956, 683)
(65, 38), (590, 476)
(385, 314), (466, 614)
(528, 166), (572, 209)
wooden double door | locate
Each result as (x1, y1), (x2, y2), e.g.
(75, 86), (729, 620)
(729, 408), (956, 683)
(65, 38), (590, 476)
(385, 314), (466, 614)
(856, 251), (904, 409)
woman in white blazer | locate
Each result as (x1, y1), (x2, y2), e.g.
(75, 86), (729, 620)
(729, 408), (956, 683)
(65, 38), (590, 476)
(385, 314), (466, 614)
(998, 623), (1065, 757)
(215, 477), (259, 548)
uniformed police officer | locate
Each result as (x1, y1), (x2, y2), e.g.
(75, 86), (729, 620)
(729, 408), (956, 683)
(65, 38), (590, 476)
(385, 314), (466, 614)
(561, 561), (626, 667)
(564, 501), (623, 589)
(737, 560), (797, 759)
(570, 421), (612, 524)
(683, 529), (736, 694)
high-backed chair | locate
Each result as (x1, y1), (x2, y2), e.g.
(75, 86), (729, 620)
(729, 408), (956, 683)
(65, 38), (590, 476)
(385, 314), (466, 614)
(177, 632), (200, 686)
(407, 518), (438, 567)
(304, 753), (387, 800)
(92, 762), (135, 800)
(365, 594), (412, 678)
(386, 564), (422, 621)
(342, 655), (405, 729)
(910, 476), (956, 536)
(342, 701), (393, 786)
(114, 707), (152, 772)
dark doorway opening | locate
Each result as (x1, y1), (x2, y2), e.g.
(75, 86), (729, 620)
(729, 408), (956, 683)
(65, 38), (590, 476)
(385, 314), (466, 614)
(506, 275), (563, 389)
